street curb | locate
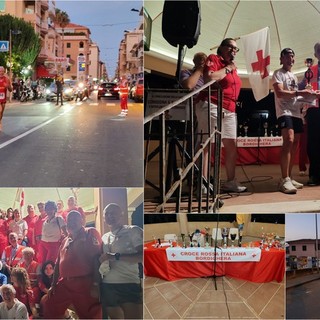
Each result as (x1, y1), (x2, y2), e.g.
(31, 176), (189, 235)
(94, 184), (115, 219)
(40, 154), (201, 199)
(286, 276), (320, 289)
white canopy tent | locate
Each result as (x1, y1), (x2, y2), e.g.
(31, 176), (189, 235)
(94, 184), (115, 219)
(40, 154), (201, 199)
(0, 188), (144, 228)
(145, 0), (320, 77)
(0, 188), (95, 215)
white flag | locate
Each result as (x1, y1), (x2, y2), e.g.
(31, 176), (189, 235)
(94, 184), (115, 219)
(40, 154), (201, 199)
(239, 27), (270, 101)
(15, 188), (25, 216)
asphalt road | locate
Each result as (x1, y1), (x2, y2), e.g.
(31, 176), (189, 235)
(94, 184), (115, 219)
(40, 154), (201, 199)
(287, 280), (320, 319)
(0, 93), (143, 187)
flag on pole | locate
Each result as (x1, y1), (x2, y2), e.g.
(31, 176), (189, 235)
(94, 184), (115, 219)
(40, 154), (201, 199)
(15, 188), (25, 216)
(239, 27), (270, 101)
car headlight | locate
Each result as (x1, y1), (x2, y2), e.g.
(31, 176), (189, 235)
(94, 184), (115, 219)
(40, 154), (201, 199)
(64, 88), (72, 94)
(46, 89), (51, 94)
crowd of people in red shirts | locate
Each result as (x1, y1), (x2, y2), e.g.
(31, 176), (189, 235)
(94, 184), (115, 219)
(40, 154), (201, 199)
(0, 196), (86, 319)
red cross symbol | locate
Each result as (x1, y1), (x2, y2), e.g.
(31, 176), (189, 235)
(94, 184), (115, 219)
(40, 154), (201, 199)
(171, 253), (176, 258)
(251, 49), (270, 79)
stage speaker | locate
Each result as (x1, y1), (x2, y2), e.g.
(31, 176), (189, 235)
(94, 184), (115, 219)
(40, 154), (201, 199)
(162, 0), (201, 49)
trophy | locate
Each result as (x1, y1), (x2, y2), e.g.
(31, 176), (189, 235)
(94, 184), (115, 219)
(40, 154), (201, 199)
(243, 124), (248, 137)
(181, 233), (186, 248)
(204, 227), (210, 247)
(230, 233), (237, 247)
(305, 58), (314, 89)
(238, 229), (243, 247)
(263, 122), (268, 137)
(188, 232), (194, 247)
(238, 123), (243, 137)
(222, 228), (229, 248)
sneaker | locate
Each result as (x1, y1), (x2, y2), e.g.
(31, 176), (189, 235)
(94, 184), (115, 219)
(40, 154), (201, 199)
(202, 183), (213, 195)
(291, 179), (303, 189)
(221, 179), (247, 193)
(118, 112), (127, 117)
(299, 171), (307, 176)
(279, 177), (297, 194)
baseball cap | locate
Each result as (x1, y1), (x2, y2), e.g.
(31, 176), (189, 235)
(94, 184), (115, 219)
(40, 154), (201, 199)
(280, 48), (295, 57)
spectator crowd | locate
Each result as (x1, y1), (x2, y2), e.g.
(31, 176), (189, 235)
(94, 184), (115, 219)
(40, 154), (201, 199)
(0, 197), (143, 319)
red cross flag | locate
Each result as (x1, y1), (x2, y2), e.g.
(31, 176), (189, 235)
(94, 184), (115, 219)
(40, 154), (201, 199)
(239, 27), (270, 101)
(15, 188), (25, 215)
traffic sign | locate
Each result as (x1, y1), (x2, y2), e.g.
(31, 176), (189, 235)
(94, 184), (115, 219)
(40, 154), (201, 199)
(0, 41), (9, 52)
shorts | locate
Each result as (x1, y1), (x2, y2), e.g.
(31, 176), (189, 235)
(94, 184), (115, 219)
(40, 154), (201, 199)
(100, 283), (142, 307)
(195, 100), (237, 142)
(278, 115), (303, 133)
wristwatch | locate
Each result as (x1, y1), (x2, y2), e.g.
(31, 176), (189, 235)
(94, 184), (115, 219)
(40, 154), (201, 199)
(115, 253), (121, 261)
(225, 67), (231, 74)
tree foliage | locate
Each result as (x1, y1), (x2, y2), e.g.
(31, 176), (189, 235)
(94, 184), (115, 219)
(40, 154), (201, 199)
(54, 9), (70, 29)
(0, 14), (41, 76)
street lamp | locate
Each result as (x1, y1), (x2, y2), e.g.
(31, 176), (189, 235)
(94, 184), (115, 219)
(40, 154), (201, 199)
(9, 29), (21, 102)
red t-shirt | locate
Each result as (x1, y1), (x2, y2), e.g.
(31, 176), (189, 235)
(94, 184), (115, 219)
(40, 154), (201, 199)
(23, 215), (38, 246)
(59, 227), (102, 278)
(0, 77), (8, 103)
(197, 54), (242, 112)
(34, 215), (47, 241)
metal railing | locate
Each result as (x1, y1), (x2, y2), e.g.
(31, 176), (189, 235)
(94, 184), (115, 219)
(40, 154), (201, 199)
(144, 80), (223, 213)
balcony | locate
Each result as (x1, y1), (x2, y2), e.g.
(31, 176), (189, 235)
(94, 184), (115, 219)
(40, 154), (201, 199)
(41, 0), (49, 10)
(37, 47), (49, 62)
(40, 21), (48, 35)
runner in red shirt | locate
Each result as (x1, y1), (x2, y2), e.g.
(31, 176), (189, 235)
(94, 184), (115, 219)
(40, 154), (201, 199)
(0, 66), (12, 131)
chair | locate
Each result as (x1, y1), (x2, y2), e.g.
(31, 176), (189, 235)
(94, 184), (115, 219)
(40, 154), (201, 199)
(164, 234), (177, 241)
(228, 228), (239, 240)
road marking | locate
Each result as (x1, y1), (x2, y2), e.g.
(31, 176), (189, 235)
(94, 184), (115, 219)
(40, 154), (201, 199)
(0, 106), (75, 150)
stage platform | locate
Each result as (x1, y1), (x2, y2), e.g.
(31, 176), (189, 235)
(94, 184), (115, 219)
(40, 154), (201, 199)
(144, 163), (320, 213)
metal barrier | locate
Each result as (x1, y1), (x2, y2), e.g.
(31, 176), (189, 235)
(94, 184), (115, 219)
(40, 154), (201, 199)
(144, 80), (223, 213)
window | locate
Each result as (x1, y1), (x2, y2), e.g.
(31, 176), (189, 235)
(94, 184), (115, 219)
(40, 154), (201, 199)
(79, 41), (84, 48)
(291, 245), (296, 251)
(66, 43), (71, 48)
(67, 54), (71, 58)
(0, 0), (5, 12)
(302, 245), (307, 251)
(66, 66), (71, 71)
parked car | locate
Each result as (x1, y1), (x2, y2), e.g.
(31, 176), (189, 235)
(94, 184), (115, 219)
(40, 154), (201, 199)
(97, 82), (120, 100)
(131, 78), (143, 102)
(45, 81), (75, 101)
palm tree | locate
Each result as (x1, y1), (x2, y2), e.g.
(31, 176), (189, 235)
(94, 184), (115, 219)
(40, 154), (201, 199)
(54, 8), (70, 71)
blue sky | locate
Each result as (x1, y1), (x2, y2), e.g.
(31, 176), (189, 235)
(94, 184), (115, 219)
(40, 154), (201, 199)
(55, 0), (142, 78)
(286, 214), (319, 241)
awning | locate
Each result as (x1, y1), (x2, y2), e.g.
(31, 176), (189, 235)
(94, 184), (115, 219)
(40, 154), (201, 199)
(36, 64), (56, 78)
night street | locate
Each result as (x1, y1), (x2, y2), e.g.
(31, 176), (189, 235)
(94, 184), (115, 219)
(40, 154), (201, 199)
(0, 94), (143, 187)
(287, 280), (320, 319)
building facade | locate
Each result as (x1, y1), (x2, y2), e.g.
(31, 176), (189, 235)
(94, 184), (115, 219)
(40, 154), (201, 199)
(1, 0), (105, 82)
(117, 9), (143, 82)
(286, 239), (320, 257)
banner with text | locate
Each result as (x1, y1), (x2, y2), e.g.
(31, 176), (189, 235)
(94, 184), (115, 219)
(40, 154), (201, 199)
(237, 136), (283, 148)
(166, 247), (261, 262)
